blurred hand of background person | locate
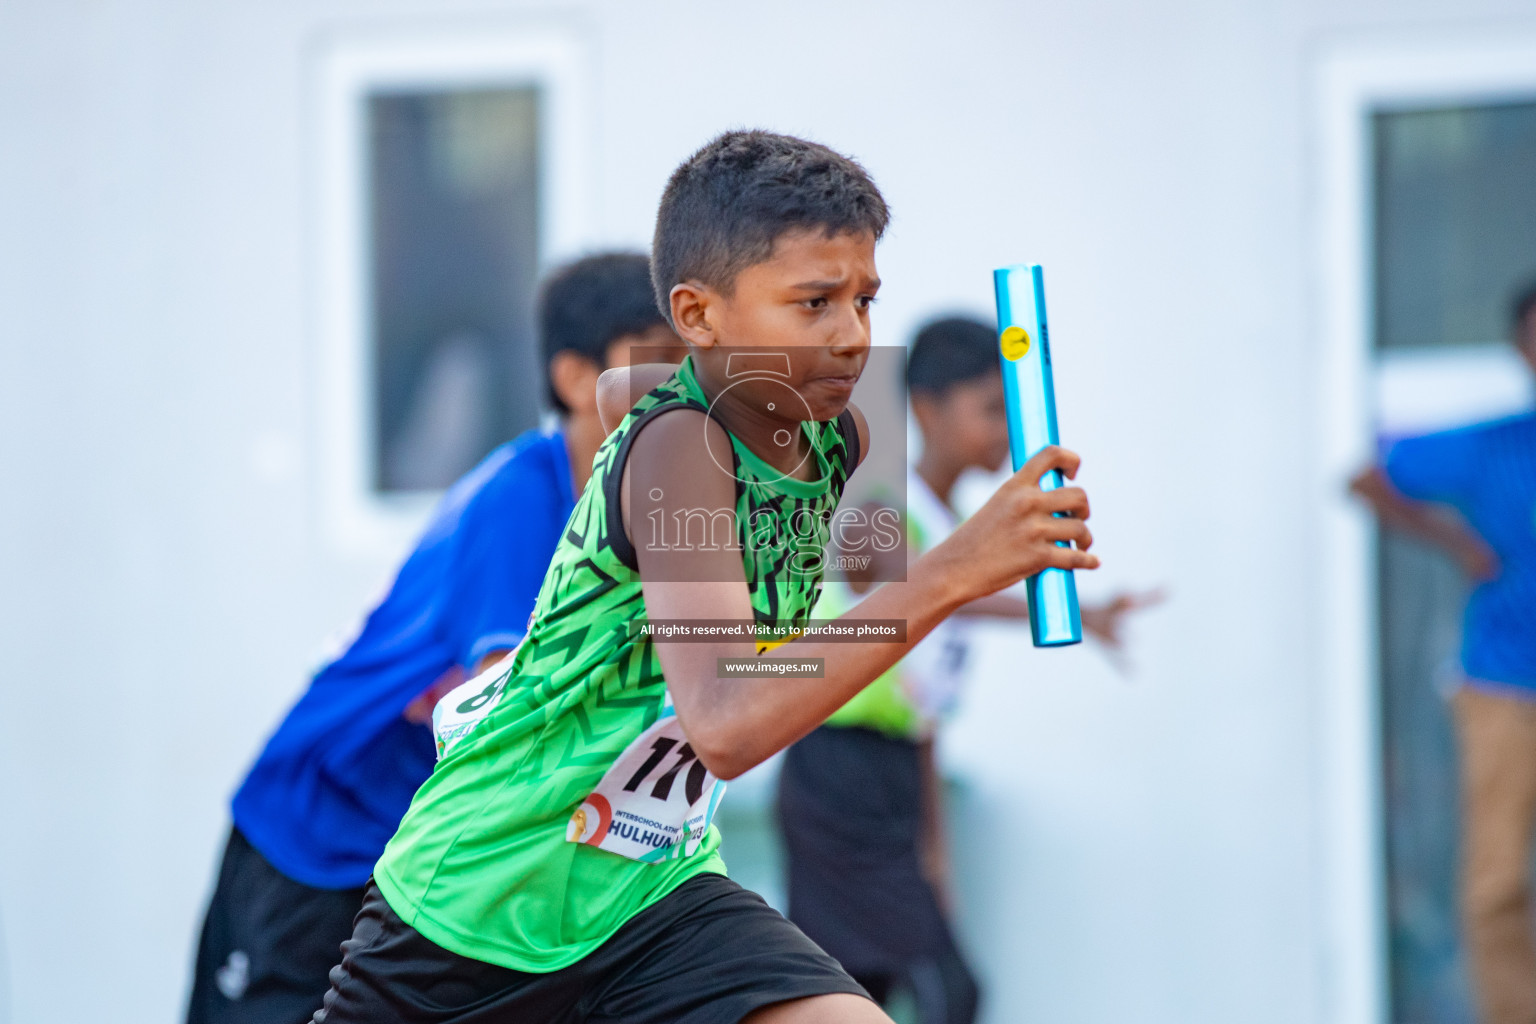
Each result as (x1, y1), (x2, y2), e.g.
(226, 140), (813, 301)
(402, 666), (466, 725)
(1079, 589), (1169, 650)
(401, 647), (521, 725)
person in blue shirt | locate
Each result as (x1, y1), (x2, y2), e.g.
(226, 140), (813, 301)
(185, 252), (682, 1024)
(1352, 281), (1536, 1024)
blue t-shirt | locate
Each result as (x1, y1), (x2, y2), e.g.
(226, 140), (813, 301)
(231, 427), (577, 889)
(1385, 412), (1536, 693)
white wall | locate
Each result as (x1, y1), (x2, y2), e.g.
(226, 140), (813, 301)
(2, 1), (1534, 1021)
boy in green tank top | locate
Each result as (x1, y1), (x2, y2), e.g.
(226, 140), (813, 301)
(314, 130), (1101, 1024)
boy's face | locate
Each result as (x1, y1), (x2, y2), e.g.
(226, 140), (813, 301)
(913, 371), (1011, 473)
(672, 228), (879, 422)
(551, 324), (682, 417)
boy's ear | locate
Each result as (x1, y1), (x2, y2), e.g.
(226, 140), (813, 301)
(909, 391), (945, 439)
(549, 350), (604, 415)
(669, 281), (718, 349)
(1519, 311), (1536, 372)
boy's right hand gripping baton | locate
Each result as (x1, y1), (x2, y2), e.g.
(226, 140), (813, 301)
(993, 264), (1083, 647)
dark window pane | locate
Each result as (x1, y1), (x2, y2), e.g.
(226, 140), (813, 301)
(1374, 100), (1536, 351)
(369, 87), (542, 492)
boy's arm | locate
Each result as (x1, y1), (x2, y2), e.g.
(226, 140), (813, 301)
(626, 410), (1096, 780)
(597, 363), (683, 434)
(1349, 466), (1498, 580)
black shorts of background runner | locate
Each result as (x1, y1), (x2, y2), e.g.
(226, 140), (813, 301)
(777, 725), (980, 1024)
(187, 826), (366, 1024)
(312, 872), (869, 1024)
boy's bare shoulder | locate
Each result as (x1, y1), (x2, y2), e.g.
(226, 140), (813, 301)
(596, 362), (683, 434)
(621, 408), (740, 573)
(846, 402), (870, 469)
(623, 403), (735, 503)
(631, 400), (724, 451)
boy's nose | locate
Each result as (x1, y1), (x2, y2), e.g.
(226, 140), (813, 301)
(828, 307), (870, 356)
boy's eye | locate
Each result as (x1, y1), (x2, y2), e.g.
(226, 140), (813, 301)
(803, 297), (828, 309)
(857, 295), (877, 310)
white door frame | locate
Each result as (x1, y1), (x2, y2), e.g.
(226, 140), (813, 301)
(1312, 27), (1536, 1024)
(310, 23), (595, 558)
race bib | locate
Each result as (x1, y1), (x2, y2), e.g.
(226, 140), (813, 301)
(431, 652), (518, 760)
(566, 702), (726, 863)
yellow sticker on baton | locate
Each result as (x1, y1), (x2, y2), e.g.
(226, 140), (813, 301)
(1000, 325), (1031, 361)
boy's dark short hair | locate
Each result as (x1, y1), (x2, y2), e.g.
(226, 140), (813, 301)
(540, 252), (666, 414)
(906, 316), (1000, 397)
(651, 130), (890, 321)
(1511, 278), (1536, 334)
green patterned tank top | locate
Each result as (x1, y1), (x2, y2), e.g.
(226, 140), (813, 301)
(373, 356), (859, 972)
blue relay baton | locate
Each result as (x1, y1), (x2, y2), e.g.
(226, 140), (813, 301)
(993, 264), (1082, 647)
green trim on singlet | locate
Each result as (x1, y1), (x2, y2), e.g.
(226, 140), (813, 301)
(373, 356), (859, 972)
(819, 579), (924, 739)
(728, 429), (834, 500)
(820, 479), (938, 740)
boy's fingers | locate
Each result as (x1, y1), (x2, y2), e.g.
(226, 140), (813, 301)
(1038, 486), (1090, 519)
(1041, 519), (1093, 551)
(1016, 445), (1081, 487)
(1048, 547), (1100, 570)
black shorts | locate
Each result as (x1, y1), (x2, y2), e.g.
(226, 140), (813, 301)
(778, 727), (981, 1024)
(187, 826), (367, 1024)
(313, 873), (868, 1024)
(777, 726), (952, 973)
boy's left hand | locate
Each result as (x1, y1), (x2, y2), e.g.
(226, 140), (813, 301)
(403, 667), (464, 725)
(402, 648), (515, 725)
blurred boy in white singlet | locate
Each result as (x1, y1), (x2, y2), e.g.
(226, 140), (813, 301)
(778, 316), (1157, 1024)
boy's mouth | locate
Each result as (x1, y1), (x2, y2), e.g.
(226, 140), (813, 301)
(807, 373), (860, 393)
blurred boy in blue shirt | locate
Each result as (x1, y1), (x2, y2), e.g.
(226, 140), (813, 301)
(1352, 282), (1536, 1024)
(185, 253), (681, 1024)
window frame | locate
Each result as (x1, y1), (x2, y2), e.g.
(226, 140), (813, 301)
(312, 25), (593, 556)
